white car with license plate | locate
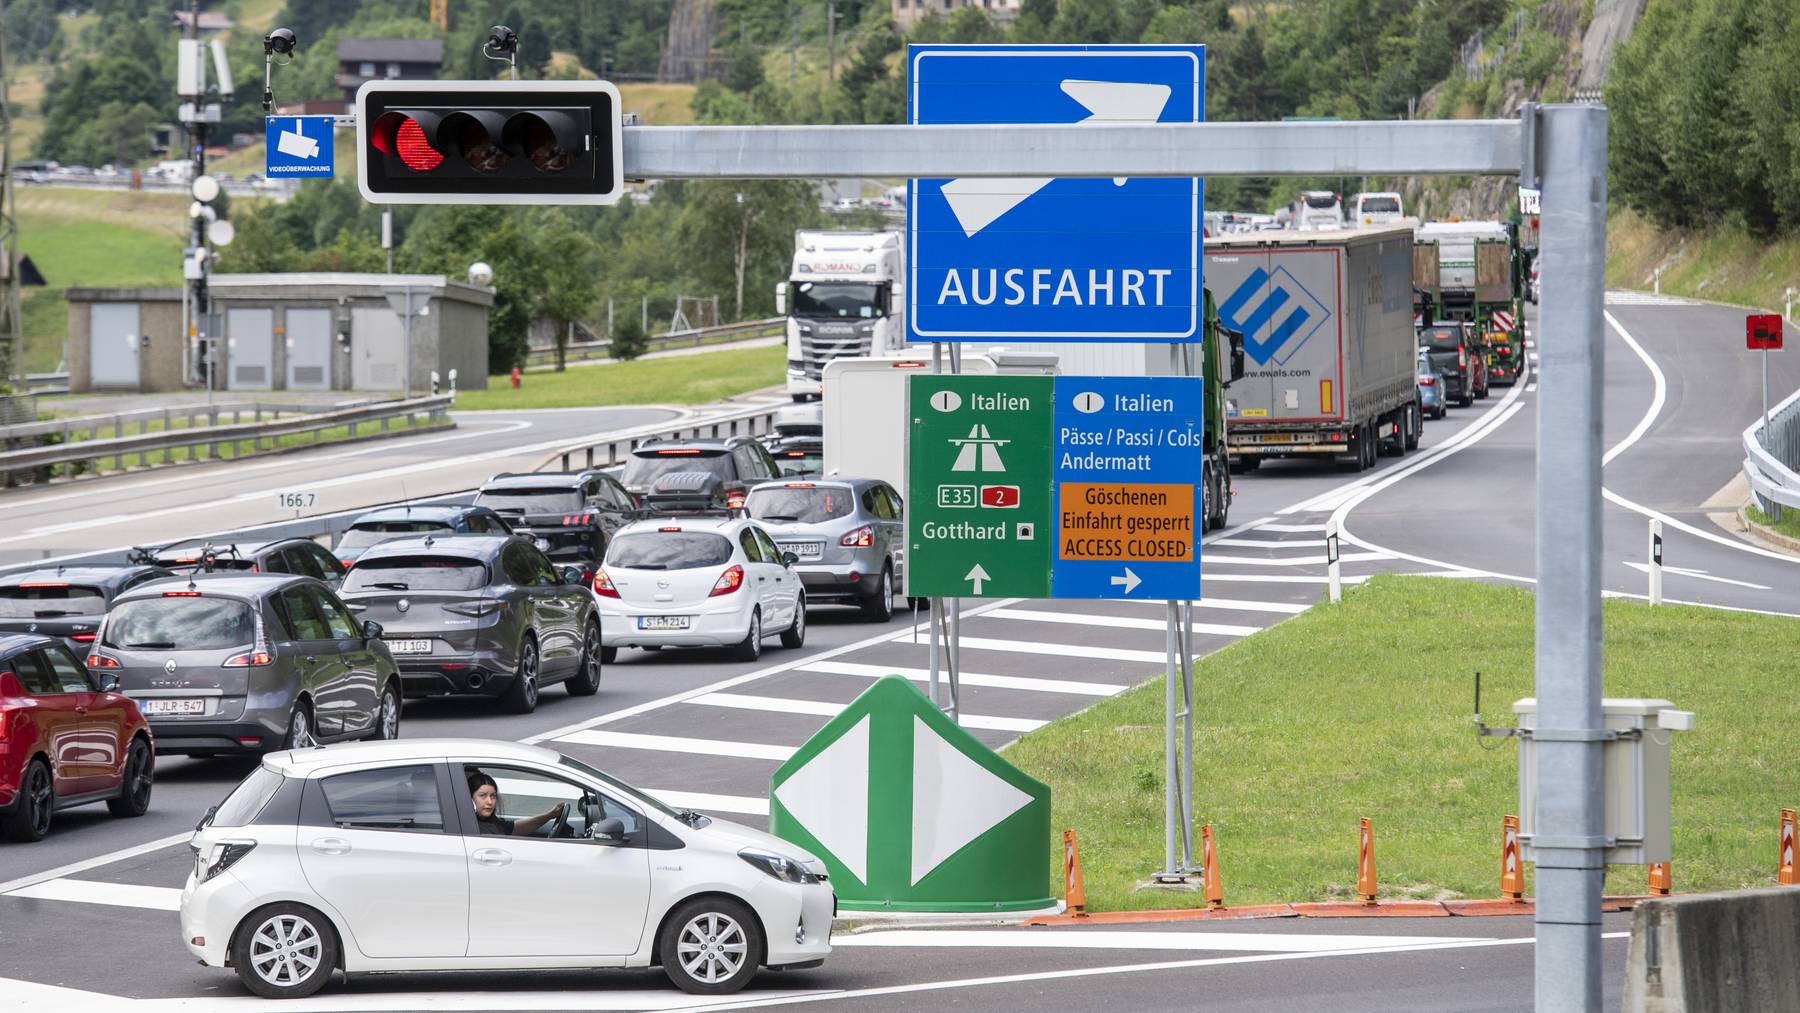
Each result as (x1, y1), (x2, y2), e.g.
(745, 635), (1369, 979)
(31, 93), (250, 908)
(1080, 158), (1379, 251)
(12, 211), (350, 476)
(181, 739), (835, 998)
(592, 517), (805, 662)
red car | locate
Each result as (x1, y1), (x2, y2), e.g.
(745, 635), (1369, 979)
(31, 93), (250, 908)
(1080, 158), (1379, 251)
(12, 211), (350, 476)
(0, 633), (153, 842)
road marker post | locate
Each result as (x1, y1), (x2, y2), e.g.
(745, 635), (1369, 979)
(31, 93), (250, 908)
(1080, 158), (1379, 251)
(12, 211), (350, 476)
(1063, 829), (1088, 916)
(1201, 823), (1224, 910)
(1647, 862), (1671, 896)
(1779, 808), (1797, 885)
(1357, 817), (1377, 905)
(1325, 518), (1342, 604)
(1500, 815), (1525, 901)
(1647, 518), (1663, 606)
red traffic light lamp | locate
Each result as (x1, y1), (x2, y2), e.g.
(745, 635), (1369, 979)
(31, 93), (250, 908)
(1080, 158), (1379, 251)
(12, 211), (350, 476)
(357, 80), (623, 206)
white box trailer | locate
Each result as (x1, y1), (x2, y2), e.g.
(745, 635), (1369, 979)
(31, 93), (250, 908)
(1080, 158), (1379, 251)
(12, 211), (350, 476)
(1203, 227), (1419, 471)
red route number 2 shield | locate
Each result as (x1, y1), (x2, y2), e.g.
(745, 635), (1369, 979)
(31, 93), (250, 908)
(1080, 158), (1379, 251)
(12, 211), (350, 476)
(1748, 313), (1783, 350)
(980, 485), (1021, 508)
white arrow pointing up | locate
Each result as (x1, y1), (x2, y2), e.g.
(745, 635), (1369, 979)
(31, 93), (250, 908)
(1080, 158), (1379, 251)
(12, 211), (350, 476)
(1110, 568), (1142, 595)
(938, 79), (1173, 238)
(964, 563), (991, 595)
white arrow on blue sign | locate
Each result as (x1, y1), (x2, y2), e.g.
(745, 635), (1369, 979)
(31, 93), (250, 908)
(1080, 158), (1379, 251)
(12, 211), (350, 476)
(264, 115), (336, 179)
(907, 45), (1205, 343)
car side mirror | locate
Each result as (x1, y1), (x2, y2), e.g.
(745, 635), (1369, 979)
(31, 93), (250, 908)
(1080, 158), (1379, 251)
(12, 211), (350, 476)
(98, 674), (120, 693)
(362, 619), (384, 640)
(593, 817), (626, 845)
(781, 551), (798, 567)
(560, 565), (585, 585)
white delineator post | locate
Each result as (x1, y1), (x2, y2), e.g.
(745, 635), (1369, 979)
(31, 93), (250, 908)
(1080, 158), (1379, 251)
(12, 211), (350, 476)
(1647, 518), (1663, 607)
(1325, 517), (1342, 604)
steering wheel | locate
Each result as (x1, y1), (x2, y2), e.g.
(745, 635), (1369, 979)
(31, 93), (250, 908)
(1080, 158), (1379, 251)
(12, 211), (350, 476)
(548, 802), (573, 839)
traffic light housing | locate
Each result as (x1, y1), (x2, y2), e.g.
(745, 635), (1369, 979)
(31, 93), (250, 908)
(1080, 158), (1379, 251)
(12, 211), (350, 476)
(356, 80), (623, 205)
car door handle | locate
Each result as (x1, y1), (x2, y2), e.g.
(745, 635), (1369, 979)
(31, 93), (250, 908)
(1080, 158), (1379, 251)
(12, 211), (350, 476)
(471, 848), (513, 867)
(310, 838), (351, 856)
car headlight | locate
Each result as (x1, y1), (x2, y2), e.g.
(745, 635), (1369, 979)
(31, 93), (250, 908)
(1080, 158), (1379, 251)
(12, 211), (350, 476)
(740, 848), (823, 884)
(192, 841), (256, 882)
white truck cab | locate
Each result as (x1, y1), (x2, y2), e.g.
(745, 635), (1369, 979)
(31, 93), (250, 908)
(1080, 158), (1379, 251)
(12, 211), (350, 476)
(778, 231), (906, 402)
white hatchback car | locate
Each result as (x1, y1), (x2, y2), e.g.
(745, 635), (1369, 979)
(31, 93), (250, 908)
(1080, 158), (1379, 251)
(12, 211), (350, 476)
(593, 517), (805, 662)
(181, 739), (834, 999)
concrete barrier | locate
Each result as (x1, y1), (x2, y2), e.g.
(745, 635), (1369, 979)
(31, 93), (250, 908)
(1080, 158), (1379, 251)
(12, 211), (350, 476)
(1621, 887), (1800, 1012)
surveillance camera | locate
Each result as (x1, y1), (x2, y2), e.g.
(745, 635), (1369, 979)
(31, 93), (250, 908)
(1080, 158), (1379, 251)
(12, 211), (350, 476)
(264, 28), (297, 57)
(486, 25), (518, 54)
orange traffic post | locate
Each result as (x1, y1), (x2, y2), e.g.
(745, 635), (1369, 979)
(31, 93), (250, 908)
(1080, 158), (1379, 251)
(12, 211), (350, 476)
(1779, 808), (1797, 886)
(1500, 815), (1525, 902)
(1357, 817), (1377, 905)
(1648, 862), (1672, 896)
(1062, 829), (1087, 916)
(1201, 823), (1224, 910)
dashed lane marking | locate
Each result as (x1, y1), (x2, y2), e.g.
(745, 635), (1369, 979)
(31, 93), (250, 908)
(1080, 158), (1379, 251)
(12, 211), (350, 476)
(1207, 537), (1325, 549)
(800, 660), (1125, 697)
(5, 878), (181, 912)
(1247, 522), (1330, 533)
(982, 607), (1260, 638)
(686, 692), (1044, 733)
(1203, 551), (1392, 568)
(833, 929), (1489, 953)
(555, 730), (794, 761)
(950, 636), (1166, 665)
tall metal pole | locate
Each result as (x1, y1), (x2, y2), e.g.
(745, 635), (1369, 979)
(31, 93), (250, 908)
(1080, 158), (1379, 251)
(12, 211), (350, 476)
(0, 0), (23, 383)
(401, 287), (414, 399)
(1531, 102), (1609, 1013)
(1162, 600), (1179, 878)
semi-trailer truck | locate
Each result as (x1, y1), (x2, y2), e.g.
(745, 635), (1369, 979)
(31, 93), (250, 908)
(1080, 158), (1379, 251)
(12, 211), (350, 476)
(1205, 227), (1420, 472)
(777, 230), (907, 402)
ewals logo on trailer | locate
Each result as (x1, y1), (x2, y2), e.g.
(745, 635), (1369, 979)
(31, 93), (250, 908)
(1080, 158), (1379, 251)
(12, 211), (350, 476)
(907, 45), (1205, 344)
(1217, 266), (1331, 366)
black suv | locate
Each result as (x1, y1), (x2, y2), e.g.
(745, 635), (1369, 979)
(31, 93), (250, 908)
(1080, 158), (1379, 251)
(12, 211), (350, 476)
(473, 472), (639, 575)
(0, 565), (176, 655)
(1418, 320), (1484, 408)
(138, 538), (347, 588)
(333, 504), (514, 566)
(622, 436), (781, 514)
(337, 534), (601, 713)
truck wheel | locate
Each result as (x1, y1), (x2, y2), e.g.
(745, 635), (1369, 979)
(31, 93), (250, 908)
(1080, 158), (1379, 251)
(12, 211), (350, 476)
(1200, 464), (1214, 533)
(1405, 403), (1422, 450)
(1208, 462), (1230, 529)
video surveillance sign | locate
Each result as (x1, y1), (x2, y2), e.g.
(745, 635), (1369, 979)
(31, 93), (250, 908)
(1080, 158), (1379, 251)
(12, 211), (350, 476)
(265, 115), (336, 179)
(906, 44), (1206, 344)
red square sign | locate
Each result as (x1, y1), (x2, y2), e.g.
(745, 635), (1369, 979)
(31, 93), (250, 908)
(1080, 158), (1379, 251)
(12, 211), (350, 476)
(1747, 313), (1783, 350)
(980, 485), (1020, 508)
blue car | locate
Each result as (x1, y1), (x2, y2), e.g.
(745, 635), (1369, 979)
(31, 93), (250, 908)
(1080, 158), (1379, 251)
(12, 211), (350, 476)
(1417, 349), (1447, 420)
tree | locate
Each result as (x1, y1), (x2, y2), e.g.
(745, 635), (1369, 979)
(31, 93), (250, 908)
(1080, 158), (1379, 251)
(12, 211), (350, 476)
(677, 180), (820, 321)
(608, 314), (649, 361)
(523, 213), (598, 371)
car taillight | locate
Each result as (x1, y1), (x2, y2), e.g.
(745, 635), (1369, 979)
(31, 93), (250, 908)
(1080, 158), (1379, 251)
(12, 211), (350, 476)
(840, 525), (874, 547)
(70, 632), (96, 643)
(340, 559), (356, 568)
(726, 490), (747, 511)
(710, 565), (745, 597)
(1419, 376), (1436, 386)
(1458, 347), (1467, 368)
(444, 600), (502, 617)
(223, 651), (275, 668)
(592, 570), (620, 599)
(162, 590), (201, 597)
(87, 653), (119, 668)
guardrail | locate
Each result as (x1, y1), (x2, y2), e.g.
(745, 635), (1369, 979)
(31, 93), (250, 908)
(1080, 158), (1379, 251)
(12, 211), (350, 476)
(0, 393), (34, 427)
(1742, 384), (1800, 518)
(523, 316), (785, 368)
(0, 394), (454, 486)
(541, 399), (786, 473)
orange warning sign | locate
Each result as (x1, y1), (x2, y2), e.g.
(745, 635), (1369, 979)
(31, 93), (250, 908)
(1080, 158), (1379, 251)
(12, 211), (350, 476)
(1358, 817), (1377, 905)
(1500, 815), (1524, 901)
(1057, 482), (1194, 561)
(1780, 808), (1797, 886)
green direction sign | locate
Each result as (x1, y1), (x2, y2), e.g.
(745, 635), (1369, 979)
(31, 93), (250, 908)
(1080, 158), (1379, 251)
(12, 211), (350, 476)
(906, 374), (1054, 598)
(770, 676), (1053, 912)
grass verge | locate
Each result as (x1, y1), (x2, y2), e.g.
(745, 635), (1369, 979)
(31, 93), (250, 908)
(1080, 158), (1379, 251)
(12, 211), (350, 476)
(1005, 575), (1800, 911)
(455, 344), (784, 411)
(1606, 208), (1800, 311)
(1745, 505), (1800, 543)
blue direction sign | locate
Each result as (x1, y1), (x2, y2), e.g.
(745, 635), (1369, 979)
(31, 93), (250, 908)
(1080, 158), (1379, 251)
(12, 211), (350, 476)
(1052, 376), (1205, 599)
(907, 44), (1205, 344)
(265, 115), (336, 179)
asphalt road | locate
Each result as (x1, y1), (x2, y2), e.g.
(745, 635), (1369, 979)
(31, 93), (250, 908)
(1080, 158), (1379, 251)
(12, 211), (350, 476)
(0, 406), (687, 567)
(0, 295), (1791, 1011)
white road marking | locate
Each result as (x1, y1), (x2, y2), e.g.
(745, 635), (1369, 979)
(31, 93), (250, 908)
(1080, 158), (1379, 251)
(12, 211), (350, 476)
(4, 878), (181, 912)
(1206, 573), (1371, 584)
(1184, 597), (1309, 614)
(1203, 551), (1392, 567)
(1208, 537), (1322, 548)
(640, 789), (769, 816)
(801, 660), (1125, 697)
(555, 729), (794, 761)
(834, 928), (1487, 953)
(0, 831), (193, 896)
(1249, 522), (1329, 533)
(1621, 562), (1771, 590)
(952, 636), (1166, 665)
(687, 691), (1044, 733)
(1525, 383), (1538, 392)
(983, 607), (1260, 638)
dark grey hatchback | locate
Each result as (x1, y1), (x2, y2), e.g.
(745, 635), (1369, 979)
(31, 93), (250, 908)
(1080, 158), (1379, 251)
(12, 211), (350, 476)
(89, 575), (402, 757)
(336, 534), (601, 714)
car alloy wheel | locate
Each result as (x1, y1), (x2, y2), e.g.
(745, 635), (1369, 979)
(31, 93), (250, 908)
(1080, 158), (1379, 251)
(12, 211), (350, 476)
(286, 706), (315, 750)
(377, 686), (400, 740)
(108, 738), (153, 817)
(677, 912), (749, 986)
(504, 640), (540, 713)
(781, 596), (806, 649)
(568, 623), (601, 696)
(4, 761), (53, 841)
(733, 609), (762, 662)
(248, 913), (324, 990)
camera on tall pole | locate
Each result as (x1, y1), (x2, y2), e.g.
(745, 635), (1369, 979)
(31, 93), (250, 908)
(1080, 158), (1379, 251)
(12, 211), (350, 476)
(178, 0), (234, 391)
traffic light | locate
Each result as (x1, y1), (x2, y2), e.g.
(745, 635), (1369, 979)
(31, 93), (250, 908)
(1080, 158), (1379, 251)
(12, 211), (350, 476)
(356, 80), (623, 206)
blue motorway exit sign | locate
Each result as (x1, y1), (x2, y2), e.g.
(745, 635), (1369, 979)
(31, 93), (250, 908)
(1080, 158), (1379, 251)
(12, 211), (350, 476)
(907, 44), (1205, 343)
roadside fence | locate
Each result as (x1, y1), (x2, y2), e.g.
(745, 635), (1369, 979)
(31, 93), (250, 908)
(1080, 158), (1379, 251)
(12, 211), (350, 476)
(522, 316), (784, 368)
(1743, 383), (1800, 520)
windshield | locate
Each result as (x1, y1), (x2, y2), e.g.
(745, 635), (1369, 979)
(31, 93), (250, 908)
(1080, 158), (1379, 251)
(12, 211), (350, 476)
(475, 488), (584, 515)
(343, 556), (489, 593)
(103, 597), (254, 651)
(773, 450), (824, 478)
(338, 521), (453, 551)
(0, 585), (106, 618)
(1302, 193), (1340, 209)
(792, 281), (885, 320)
(621, 452), (731, 489)
(606, 532), (734, 570)
(748, 486), (852, 523)
(557, 754), (688, 822)
(1422, 327), (1467, 351)
(211, 766), (285, 828)
(1359, 196), (1400, 214)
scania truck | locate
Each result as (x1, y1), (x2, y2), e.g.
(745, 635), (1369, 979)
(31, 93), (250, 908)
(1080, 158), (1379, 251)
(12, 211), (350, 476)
(777, 230), (907, 402)
(1205, 227), (1420, 472)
